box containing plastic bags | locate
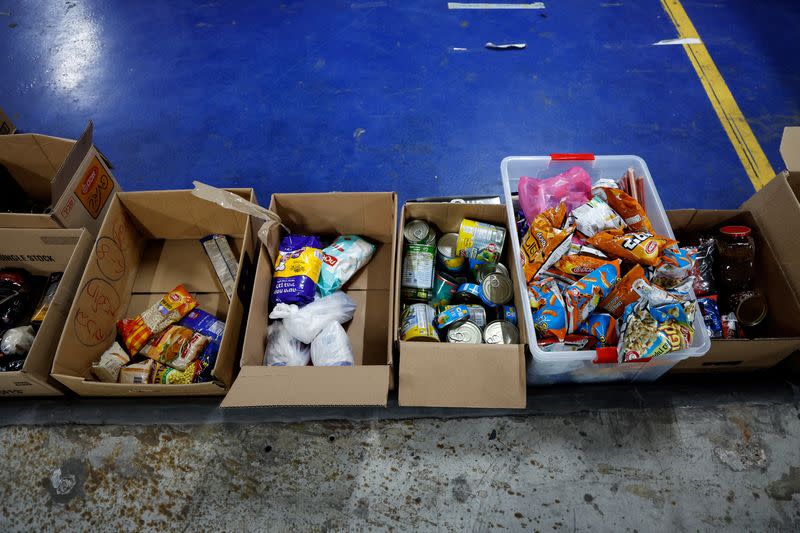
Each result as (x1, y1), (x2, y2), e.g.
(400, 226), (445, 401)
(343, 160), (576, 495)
(50, 186), (258, 396)
(395, 202), (527, 409)
(0, 227), (92, 396)
(221, 192), (396, 408)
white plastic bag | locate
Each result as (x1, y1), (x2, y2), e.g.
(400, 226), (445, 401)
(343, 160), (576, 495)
(269, 291), (357, 344)
(264, 321), (310, 366)
(0, 325), (35, 357)
(310, 321), (354, 366)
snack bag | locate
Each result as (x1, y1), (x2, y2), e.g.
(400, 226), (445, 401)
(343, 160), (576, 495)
(650, 246), (695, 288)
(555, 254), (615, 278)
(538, 333), (599, 352)
(571, 197), (626, 237)
(563, 261), (621, 332)
(318, 235), (377, 296)
(587, 229), (675, 267)
(151, 362), (202, 384)
(576, 313), (618, 348)
(598, 265), (649, 318)
(617, 300), (674, 363)
(138, 325), (210, 371)
(520, 203), (575, 282)
(117, 285), (198, 355)
(518, 167), (592, 222)
(593, 187), (655, 233)
(690, 237), (716, 295)
(529, 278), (567, 342)
(698, 295), (722, 339)
(270, 235), (324, 307)
(178, 308), (225, 382)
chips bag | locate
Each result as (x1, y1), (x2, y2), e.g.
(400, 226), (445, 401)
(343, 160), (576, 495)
(617, 300), (675, 362)
(178, 308), (225, 382)
(576, 312), (618, 348)
(538, 333), (598, 352)
(555, 254), (615, 278)
(117, 285), (198, 355)
(529, 278), (568, 342)
(570, 197), (626, 237)
(698, 295), (722, 339)
(598, 265), (649, 318)
(587, 229), (675, 267)
(563, 261), (621, 332)
(650, 246), (696, 288)
(520, 203), (575, 282)
(593, 187), (654, 233)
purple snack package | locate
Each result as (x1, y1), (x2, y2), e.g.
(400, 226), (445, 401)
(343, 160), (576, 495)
(270, 235), (324, 307)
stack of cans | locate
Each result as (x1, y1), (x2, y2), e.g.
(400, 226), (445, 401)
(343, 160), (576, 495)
(399, 218), (520, 344)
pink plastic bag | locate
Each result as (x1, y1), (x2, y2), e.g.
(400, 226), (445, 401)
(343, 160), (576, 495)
(519, 166), (593, 222)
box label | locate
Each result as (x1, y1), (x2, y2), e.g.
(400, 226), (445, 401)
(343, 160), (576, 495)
(74, 157), (114, 219)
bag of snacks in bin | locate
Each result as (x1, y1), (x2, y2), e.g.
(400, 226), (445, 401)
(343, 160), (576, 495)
(117, 285), (198, 355)
(563, 261), (621, 332)
(587, 229), (675, 267)
(520, 203), (575, 282)
(529, 278), (567, 342)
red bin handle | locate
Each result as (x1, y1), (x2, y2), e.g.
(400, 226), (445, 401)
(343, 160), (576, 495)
(550, 153), (595, 161)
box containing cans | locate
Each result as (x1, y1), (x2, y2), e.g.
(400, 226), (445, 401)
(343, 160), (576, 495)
(394, 202), (527, 408)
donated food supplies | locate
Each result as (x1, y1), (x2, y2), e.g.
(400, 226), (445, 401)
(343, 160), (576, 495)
(399, 218), (519, 344)
(265, 234), (376, 366)
(516, 166), (702, 362)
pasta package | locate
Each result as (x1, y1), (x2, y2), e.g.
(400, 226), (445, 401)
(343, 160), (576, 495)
(270, 235), (324, 307)
(138, 325), (210, 371)
(117, 285), (198, 355)
(587, 229), (675, 267)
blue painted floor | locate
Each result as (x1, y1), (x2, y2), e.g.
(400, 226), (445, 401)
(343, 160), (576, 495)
(1, 1), (798, 209)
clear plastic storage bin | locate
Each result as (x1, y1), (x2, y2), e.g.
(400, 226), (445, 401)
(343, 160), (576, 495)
(501, 154), (710, 385)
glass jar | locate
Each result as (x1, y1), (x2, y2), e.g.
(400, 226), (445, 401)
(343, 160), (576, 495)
(716, 225), (755, 292)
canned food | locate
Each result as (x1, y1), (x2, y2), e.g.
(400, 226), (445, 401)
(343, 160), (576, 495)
(455, 219), (506, 265)
(403, 219), (432, 245)
(401, 287), (431, 303)
(452, 283), (483, 305)
(401, 243), (436, 289)
(475, 262), (510, 283)
(484, 320), (520, 344)
(429, 272), (459, 307)
(446, 321), (483, 344)
(400, 303), (440, 342)
(423, 231), (438, 245)
(480, 273), (514, 306)
(435, 304), (470, 329)
(447, 304), (487, 328)
(437, 233), (466, 274)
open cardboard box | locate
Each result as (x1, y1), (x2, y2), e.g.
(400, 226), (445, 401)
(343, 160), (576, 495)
(667, 209), (800, 372)
(221, 192), (396, 407)
(51, 189), (257, 396)
(395, 203), (527, 408)
(0, 118), (120, 235)
(0, 228), (92, 396)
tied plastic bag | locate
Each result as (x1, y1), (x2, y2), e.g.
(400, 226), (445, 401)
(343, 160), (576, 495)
(269, 291), (357, 344)
(518, 166), (592, 222)
(318, 235), (376, 296)
(264, 321), (310, 366)
(310, 321), (354, 366)
(0, 325), (35, 358)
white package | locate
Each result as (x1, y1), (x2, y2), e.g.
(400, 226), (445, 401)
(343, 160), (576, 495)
(269, 291), (357, 344)
(310, 321), (354, 366)
(264, 321), (310, 366)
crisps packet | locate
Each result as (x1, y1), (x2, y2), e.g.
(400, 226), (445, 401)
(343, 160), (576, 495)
(563, 261), (621, 332)
(577, 313), (618, 348)
(117, 285), (198, 355)
(529, 278), (568, 342)
(617, 300), (675, 363)
(555, 254), (615, 278)
(587, 229), (676, 267)
(593, 187), (655, 233)
(520, 203), (575, 282)
(598, 265), (648, 318)
(538, 333), (598, 352)
(571, 197), (625, 237)
(650, 246), (696, 288)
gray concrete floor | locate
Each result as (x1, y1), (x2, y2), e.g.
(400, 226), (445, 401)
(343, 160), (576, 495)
(2, 378), (800, 532)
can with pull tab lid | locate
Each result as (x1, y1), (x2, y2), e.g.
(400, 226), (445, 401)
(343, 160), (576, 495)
(480, 273), (514, 306)
(484, 320), (520, 344)
(403, 219), (432, 245)
(446, 321), (483, 344)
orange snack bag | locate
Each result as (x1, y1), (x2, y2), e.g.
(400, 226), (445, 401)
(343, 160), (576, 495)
(598, 265), (649, 318)
(555, 254), (615, 277)
(520, 203), (575, 282)
(117, 284), (198, 355)
(587, 229), (675, 267)
(594, 187), (654, 233)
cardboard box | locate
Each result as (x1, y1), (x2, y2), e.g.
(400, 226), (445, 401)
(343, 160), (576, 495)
(0, 121), (120, 235)
(0, 108), (15, 135)
(0, 227), (92, 396)
(51, 189), (257, 396)
(221, 192), (396, 407)
(667, 209), (800, 372)
(395, 203), (527, 408)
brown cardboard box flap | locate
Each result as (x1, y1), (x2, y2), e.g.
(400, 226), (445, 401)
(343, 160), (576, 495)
(50, 373), (226, 397)
(672, 338), (800, 373)
(398, 343), (526, 408)
(0, 108), (14, 134)
(221, 366), (390, 407)
(50, 122), (93, 205)
(0, 133), (74, 201)
(780, 126), (800, 173)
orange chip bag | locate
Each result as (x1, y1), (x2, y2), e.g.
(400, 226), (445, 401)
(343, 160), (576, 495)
(598, 265), (649, 318)
(594, 187), (654, 233)
(555, 254), (615, 277)
(520, 203), (575, 282)
(587, 229), (675, 267)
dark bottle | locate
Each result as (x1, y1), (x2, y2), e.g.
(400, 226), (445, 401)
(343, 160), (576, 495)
(717, 226), (755, 292)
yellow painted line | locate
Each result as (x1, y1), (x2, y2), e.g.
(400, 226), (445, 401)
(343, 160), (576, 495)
(660, 0), (775, 190)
